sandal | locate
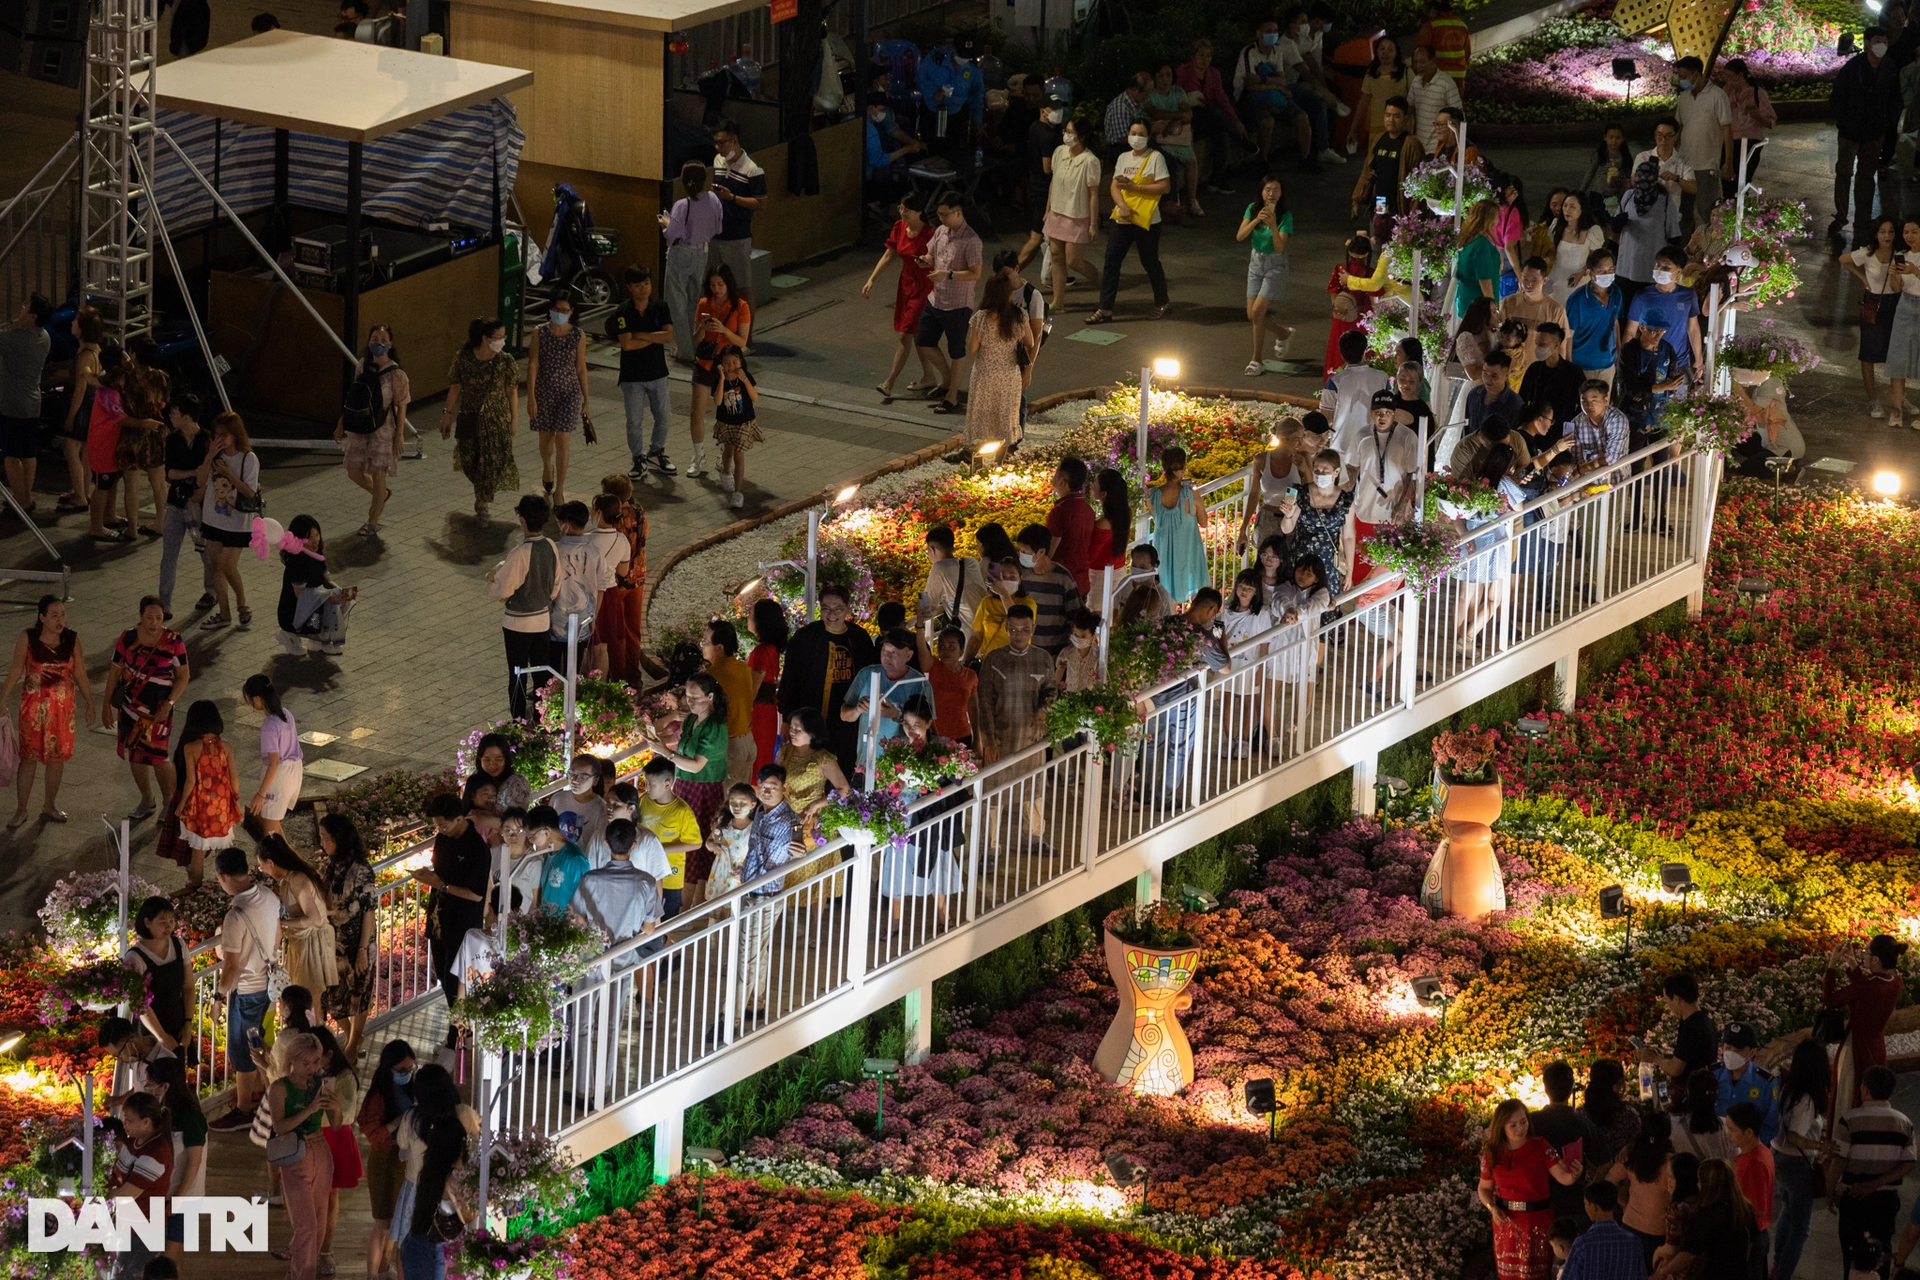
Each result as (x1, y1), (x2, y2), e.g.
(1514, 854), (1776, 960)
(6, 810), (29, 829)
(237, 607), (252, 629)
(201, 612), (232, 630)
(40, 809), (67, 823)
(1086, 310), (1114, 323)
(356, 523), (380, 537)
(875, 383), (894, 403)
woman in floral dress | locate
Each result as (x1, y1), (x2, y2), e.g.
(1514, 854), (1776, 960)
(963, 275), (1031, 453)
(1, 595), (94, 825)
(320, 812), (378, 1056)
(527, 298), (589, 504)
(442, 319), (519, 522)
(1281, 452), (1354, 596)
(1477, 1099), (1581, 1280)
(100, 597), (191, 823)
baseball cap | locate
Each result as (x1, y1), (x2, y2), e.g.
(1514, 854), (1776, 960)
(1370, 389), (1399, 411)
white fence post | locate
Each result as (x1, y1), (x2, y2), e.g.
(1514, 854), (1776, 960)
(846, 834), (875, 987)
(1553, 651), (1579, 712)
(904, 982), (933, 1065)
(1352, 754), (1378, 816)
(652, 1105), (685, 1182)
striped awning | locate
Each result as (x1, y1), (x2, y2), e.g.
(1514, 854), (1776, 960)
(151, 96), (524, 235)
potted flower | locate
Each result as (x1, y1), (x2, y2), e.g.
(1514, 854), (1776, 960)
(537, 673), (644, 757)
(1360, 519), (1465, 593)
(504, 910), (606, 987)
(1092, 903), (1198, 1096)
(449, 954), (565, 1053)
(1421, 729), (1507, 922)
(39, 870), (162, 959)
(1044, 684), (1146, 753)
(457, 1130), (589, 1223)
(449, 1229), (567, 1280)
(814, 788), (911, 850)
(873, 738), (980, 794)
(1402, 156), (1496, 218)
(1383, 206), (1456, 287)
(1105, 615), (1205, 698)
(1664, 395), (1754, 455)
(1720, 321), (1819, 388)
(1359, 297), (1450, 372)
(41, 957), (150, 1024)
(1422, 472), (1508, 523)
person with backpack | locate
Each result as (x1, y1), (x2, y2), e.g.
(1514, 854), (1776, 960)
(334, 324), (408, 539)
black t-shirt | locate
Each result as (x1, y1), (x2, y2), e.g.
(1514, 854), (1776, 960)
(610, 299), (673, 384)
(1368, 131), (1409, 209)
(1519, 359), (1586, 432)
(1672, 1008), (1718, 1095)
(277, 552), (331, 633)
(1025, 120), (1062, 192)
(164, 430), (209, 508)
(432, 822), (493, 898)
(1531, 1103), (1603, 1224)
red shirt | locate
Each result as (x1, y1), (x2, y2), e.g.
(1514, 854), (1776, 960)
(111, 1132), (175, 1213)
(1735, 1144), (1774, 1231)
(1481, 1137), (1554, 1206)
(1046, 492), (1098, 595)
(927, 661), (977, 741)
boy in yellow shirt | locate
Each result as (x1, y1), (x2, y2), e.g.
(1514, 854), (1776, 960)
(966, 557), (1035, 661)
(637, 756), (703, 916)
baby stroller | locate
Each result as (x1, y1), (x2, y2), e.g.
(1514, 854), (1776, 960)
(538, 183), (620, 307)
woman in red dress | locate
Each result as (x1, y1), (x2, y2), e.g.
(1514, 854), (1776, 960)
(1324, 233), (1377, 376)
(1088, 467), (1133, 581)
(863, 198), (937, 402)
(1824, 934), (1908, 1126)
(745, 597), (787, 775)
(1, 595), (94, 826)
(1478, 1099), (1582, 1280)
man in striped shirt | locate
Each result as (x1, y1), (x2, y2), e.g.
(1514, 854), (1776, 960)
(1016, 524), (1083, 656)
(1827, 1065), (1916, 1278)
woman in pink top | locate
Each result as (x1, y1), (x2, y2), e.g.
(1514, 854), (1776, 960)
(1494, 176), (1528, 296)
(659, 161), (725, 365)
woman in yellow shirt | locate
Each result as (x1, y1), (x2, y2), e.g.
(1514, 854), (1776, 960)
(1347, 36), (1410, 152)
(965, 557), (1034, 660)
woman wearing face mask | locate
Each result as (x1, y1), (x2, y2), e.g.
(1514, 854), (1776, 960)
(1843, 216), (1899, 421)
(357, 1040), (417, 1280)
(1087, 122), (1172, 325)
(527, 296), (589, 504)
(334, 324), (407, 538)
(441, 319), (519, 523)
(1044, 117), (1102, 310)
(1881, 218), (1920, 428)
(1279, 449), (1353, 596)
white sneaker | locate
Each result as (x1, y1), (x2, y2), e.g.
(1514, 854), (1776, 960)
(719, 471), (735, 493)
(685, 447), (708, 478)
(1243, 360), (1264, 376)
(1333, 101), (1352, 118)
(277, 629), (305, 656)
(1317, 148), (1347, 165)
(729, 491), (745, 509)
(1871, 401), (1888, 419)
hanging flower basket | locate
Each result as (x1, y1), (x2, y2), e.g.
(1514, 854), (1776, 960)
(1422, 472), (1509, 523)
(815, 788), (912, 850)
(1359, 296), (1450, 372)
(1044, 684), (1147, 753)
(1403, 157), (1496, 218)
(1360, 519), (1465, 593)
(1665, 395), (1755, 454)
(1720, 320), (1820, 381)
(1385, 206), (1456, 286)
(40, 957), (150, 1027)
(1105, 615), (1205, 696)
(39, 870), (162, 959)
(449, 953), (567, 1053)
(872, 738), (980, 794)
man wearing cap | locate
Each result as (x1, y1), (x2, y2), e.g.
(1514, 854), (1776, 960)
(1712, 1022), (1780, 1143)
(917, 37), (987, 155)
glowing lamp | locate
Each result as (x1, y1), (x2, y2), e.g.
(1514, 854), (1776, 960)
(1874, 471), (1901, 496)
(975, 440), (1003, 456)
(1151, 357), (1180, 379)
(834, 484), (861, 504)
(0, 1030), (22, 1055)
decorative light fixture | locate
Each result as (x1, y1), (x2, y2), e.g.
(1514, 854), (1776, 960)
(861, 1057), (900, 1134)
(1179, 884), (1218, 912)
(1874, 470), (1901, 497)
(835, 484), (861, 504)
(1599, 884), (1636, 957)
(1737, 576), (1773, 609)
(0, 1030), (23, 1056)
(1660, 862), (1699, 918)
(1612, 57), (1639, 106)
(1104, 1150), (1148, 1211)
(1244, 1078), (1280, 1143)
(1151, 357), (1180, 379)
(1513, 716), (1550, 792)
(1374, 774), (1410, 813)
(687, 1148), (725, 1220)
(1411, 974), (1455, 1033)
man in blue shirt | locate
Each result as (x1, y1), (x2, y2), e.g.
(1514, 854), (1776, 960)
(916, 38), (986, 152)
(737, 766), (797, 1021)
(1622, 245), (1702, 373)
(530, 804), (592, 916)
(843, 629), (934, 776)
(1564, 247), (1624, 386)
(864, 92), (925, 183)
(1712, 1022), (1781, 1144)
(1559, 1182), (1646, 1279)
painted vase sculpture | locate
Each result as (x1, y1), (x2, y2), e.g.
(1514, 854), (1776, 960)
(1421, 771), (1508, 921)
(1093, 909), (1197, 1096)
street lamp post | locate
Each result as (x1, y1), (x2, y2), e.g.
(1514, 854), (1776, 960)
(1135, 357), (1180, 542)
(510, 613), (582, 760)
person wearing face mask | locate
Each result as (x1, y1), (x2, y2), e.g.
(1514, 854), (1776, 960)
(1708, 1023), (1780, 1144)
(1016, 96), (1065, 269)
(1088, 122), (1172, 325)
(1623, 245), (1703, 374)
(1044, 118), (1103, 310)
(1517, 321), (1584, 429)
(709, 119), (767, 305)
(527, 296), (589, 506)
(1280, 452), (1352, 600)
(1564, 249), (1624, 390)
(1111, 543), (1176, 624)
(1832, 30), (1895, 247)
(442, 318), (519, 523)
(1668, 56), (1731, 233)
(916, 38), (987, 156)
(967, 556), (1036, 660)
(1014, 523), (1082, 654)
(335, 324), (408, 538)
(864, 91), (926, 191)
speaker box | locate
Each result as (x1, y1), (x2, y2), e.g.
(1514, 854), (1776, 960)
(0, 30), (80, 86)
(0, 0), (84, 39)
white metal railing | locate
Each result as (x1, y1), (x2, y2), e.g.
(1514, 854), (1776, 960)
(178, 746), (653, 1101)
(514, 438), (1714, 1163)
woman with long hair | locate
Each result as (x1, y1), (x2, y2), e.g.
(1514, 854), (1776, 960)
(964, 272), (1032, 456)
(1580, 123), (1635, 203)
(1668, 1066), (1734, 1162)
(441, 317), (519, 522)
(1769, 1038), (1829, 1280)
(197, 411), (260, 628)
(644, 671), (729, 906)
(527, 297), (588, 504)
(242, 674), (302, 838)
(335, 323), (408, 536)
(268, 1032), (337, 1280)
(746, 596), (788, 774)
(320, 812), (378, 1053)
(1089, 468), (1132, 577)
(1451, 296), (1497, 381)
(1843, 215), (1900, 421)
(400, 1098), (474, 1280)
(260, 835), (339, 1000)
(1477, 1099), (1581, 1280)
(276, 514), (356, 657)
(1610, 1127), (1675, 1268)
(58, 305), (103, 514)
(1236, 174), (1294, 376)
(1545, 191), (1606, 305)
(2, 593), (93, 825)
(689, 264), (752, 480)
(1454, 200), (1503, 317)
(1495, 175), (1531, 289)
(1236, 416), (1304, 556)
(1579, 1058), (1642, 1176)
(1656, 1157), (1755, 1280)
(1824, 932), (1908, 1120)
(107, 1090), (175, 1280)
(102, 596), (190, 826)
(144, 1056), (206, 1267)
(662, 160), (723, 366)
(776, 706), (854, 914)
(862, 194), (938, 402)
(391, 1064), (477, 1280)
(1348, 34), (1408, 150)
(170, 699), (241, 884)
(466, 733), (532, 812)
(588, 476), (647, 683)
(358, 1040), (418, 1280)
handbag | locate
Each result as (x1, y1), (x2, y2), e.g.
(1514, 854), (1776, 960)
(249, 1100), (275, 1149)
(427, 1202), (467, 1243)
(265, 1131), (307, 1167)
(323, 1123), (364, 1188)
(455, 408), (481, 442)
(0, 715), (16, 787)
(1862, 293), (1883, 327)
(582, 412), (598, 446)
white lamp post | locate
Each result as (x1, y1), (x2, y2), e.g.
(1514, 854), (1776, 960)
(1135, 357), (1180, 541)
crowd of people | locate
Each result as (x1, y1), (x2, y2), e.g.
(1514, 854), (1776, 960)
(1475, 937), (1918, 1280)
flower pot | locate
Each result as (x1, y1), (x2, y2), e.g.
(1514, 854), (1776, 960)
(1729, 366), (1768, 386)
(1425, 198), (1454, 216)
(1092, 911), (1197, 1096)
(80, 998), (119, 1012)
(1420, 773), (1507, 921)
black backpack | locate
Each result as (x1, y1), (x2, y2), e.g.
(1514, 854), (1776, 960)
(341, 364), (397, 434)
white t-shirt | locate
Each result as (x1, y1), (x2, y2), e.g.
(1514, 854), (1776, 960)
(1771, 1093), (1822, 1159)
(1220, 605), (1271, 647)
(1674, 83), (1732, 173)
(201, 449), (261, 536)
(1273, 35), (1308, 85)
(1047, 146), (1102, 220)
(219, 883), (281, 995)
(1854, 247), (1897, 294)
(505, 847), (545, 910)
(1321, 363), (1392, 460)
(1113, 148), (1170, 226)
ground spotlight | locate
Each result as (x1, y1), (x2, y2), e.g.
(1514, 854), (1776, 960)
(1152, 357), (1181, 379)
(1105, 1150), (1148, 1212)
(1599, 885), (1636, 957)
(1737, 576), (1773, 609)
(1179, 884), (1219, 912)
(862, 1057), (900, 1134)
(1660, 862), (1699, 918)
(1874, 471), (1901, 497)
(687, 1148), (725, 1219)
(1245, 1077), (1280, 1142)
(1411, 975), (1455, 1034)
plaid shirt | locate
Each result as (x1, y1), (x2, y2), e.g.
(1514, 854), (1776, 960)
(1561, 405), (1630, 467)
(1104, 90), (1147, 147)
(1559, 1220), (1647, 1280)
(742, 800), (795, 897)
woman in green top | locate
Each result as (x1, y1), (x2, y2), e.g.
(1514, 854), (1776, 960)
(1237, 175), (1295, 377)
(440, 318), (520, 524)
(648, 671), (731, 886)
(1453, 199), (1503, 318)
(268, 1031), (337, 1280)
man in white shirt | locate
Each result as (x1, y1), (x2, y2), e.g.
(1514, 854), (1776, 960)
(1346, 390), (1420, 535)
(487, 493), (558, 720)
(1670, 56), (1732, 233)
(915, 524), (984, 632)
(1405, 44), (1462, 155)
(1321, 329), (1393, 460)
(210, 848), (280, 1128)
(1633, 117), (1699, 223)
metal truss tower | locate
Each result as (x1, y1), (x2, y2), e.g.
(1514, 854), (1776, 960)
(79, 0), (157, 342)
